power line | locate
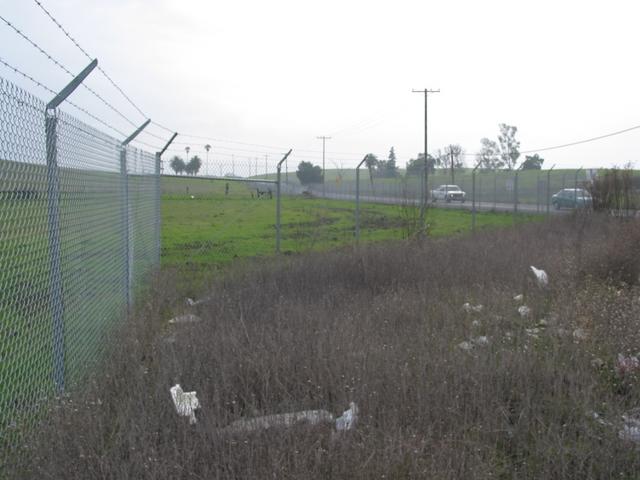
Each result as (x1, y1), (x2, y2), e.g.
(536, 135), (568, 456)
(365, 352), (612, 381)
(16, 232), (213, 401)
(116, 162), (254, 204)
(32, 0), (148, 119)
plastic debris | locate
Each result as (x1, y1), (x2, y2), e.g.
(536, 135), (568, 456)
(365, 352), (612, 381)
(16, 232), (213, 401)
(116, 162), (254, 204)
(472, 336), (490, 346)
(168, 314), (202, 324)
(517, 305), (531, 318)
(170, 384), (200, 424)
(335, 402), (358, 431)
(525, 327), (540, 339)
(620, 410), (640, 443)
(462, 303), (484, 314)
(223, 402), (358, 433)
(616, 354), (640, 376)
(572, 328), (588, 341)
(226, 409), (335, 433)
(530, 266), (548, 288)
(185, 296), (212, 307)
(513, 294), (524, 303)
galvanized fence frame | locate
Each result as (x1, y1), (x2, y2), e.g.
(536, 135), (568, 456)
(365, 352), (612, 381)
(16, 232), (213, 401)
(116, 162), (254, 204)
(0, 76), (161, 456)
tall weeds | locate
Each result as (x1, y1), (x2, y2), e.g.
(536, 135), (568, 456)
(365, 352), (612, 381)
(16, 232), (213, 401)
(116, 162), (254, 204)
(8, 216), (640, 479)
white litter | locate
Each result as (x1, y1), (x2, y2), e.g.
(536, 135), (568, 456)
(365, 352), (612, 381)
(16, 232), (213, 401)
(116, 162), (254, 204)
(572, 328), (588, 341)
(190, 195), (195, 199)
(616, 354), (640, 376)
(168, 314), (202, 324)
(471, 319), (481, 328)
(530, 266), (548, 288)
(517, 305), (531, 318)
(225, 409), (335, 433)
(185, 296), (213, 307)
(223, 402), (358, 433)
(457, 341), (474, 351)
(525, 328), (540, 339)
(335, 402), (358, 431)
(513, 294), (524, 303)
(170, 384), (200, 424)
(472, 336), (490, 346)
(462, 303), (484, 314)
(620, 410), (640, 443)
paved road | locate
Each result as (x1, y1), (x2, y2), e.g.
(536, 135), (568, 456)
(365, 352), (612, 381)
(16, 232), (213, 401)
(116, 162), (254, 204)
(300, 188), (566, 215)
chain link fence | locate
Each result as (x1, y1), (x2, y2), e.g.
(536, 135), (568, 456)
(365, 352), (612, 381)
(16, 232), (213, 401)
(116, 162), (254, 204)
(0, 76), (159, 454)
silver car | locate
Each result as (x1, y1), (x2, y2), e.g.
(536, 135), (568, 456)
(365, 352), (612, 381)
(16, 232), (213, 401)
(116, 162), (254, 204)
(431, 184), (466, 203)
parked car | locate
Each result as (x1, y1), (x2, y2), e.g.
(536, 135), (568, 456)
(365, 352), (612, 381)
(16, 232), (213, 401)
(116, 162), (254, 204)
(431, 185), (466, 203)
(551, 188), (592, 209)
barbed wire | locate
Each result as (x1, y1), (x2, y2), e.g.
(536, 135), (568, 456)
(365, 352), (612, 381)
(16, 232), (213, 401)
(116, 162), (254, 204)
(0, 56), (129, 138)
(32, 0), (148, 120)
(0, 13), (143, 131)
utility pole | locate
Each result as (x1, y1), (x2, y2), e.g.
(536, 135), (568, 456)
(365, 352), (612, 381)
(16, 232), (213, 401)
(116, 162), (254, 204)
(317, 136), (331, 197)
(450, 149), (454, 184)
(412, 88), (440, 234)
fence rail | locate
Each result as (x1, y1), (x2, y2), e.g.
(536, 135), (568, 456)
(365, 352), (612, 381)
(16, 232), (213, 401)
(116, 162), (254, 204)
(0, 75), (160, 454)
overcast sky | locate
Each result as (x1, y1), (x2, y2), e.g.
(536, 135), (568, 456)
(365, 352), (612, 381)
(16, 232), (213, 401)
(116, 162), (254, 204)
(1, 0), (639, 172)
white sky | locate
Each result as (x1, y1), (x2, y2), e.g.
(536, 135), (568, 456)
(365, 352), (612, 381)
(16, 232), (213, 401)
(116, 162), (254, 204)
(1, 0), (639, 172)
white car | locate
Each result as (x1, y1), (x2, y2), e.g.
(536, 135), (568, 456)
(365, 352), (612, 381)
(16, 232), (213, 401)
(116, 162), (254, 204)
(431, 185), (466, 203)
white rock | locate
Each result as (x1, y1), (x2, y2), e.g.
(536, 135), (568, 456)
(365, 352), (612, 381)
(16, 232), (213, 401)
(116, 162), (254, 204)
(530, 266), (548, 288)
(168, 314), (202, 324)
(457, 341), (474, 351)
(513, 294), (524, 303)
(518, 305), (531, 318)
(170, 384), (200, 424)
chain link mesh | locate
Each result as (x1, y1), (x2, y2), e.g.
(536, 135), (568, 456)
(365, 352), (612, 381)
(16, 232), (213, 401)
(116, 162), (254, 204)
(0, 75), (160, 458)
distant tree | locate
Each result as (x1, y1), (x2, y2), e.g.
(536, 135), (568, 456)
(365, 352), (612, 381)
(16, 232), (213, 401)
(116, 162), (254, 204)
(384, 147), (399, 177)
(444, 144), (465, 168)
(521, 154), (544, 170)
(364, 153), (378, 186)
(296, 161), (323, 185)
(497, 123), (520, 169)
(170, 156), (186, 175)
(406, 153), (436, 176)
(186, 155), (202, 175)
(477, 138), (502, 170)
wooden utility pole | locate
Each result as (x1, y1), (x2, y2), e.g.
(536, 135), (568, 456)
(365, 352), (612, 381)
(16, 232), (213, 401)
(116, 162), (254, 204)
(316, 136), (331, 197)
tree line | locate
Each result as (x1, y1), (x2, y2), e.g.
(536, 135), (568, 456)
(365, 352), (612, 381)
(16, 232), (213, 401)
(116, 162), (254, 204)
(296, 123), (546, 185)
(169, 155), (202, 175)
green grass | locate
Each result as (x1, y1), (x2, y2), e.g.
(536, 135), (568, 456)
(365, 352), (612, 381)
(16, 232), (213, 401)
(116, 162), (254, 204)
(161, 176), (538, 271)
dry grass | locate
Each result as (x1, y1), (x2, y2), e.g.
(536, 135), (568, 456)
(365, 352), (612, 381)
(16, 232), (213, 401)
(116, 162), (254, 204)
(8, 214), (640, 479)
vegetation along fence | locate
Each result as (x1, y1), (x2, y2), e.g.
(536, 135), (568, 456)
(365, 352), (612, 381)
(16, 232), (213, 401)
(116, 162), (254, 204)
(0, 76), (160, 452)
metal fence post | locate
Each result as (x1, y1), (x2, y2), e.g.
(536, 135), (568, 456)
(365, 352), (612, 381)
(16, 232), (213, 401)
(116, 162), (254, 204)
(45, 110), (65, 393)
(120, 148), (131, 311)
(472, 163), (480, 232)
(355, 156), (367, 242)
(154, 153), (161, 267)
(493, 170), (497, 209)
(546, 164), (555, 216)
(514, 170), (519, 217)
(276, 149), (292, 253)
(42, 58), (97, 393)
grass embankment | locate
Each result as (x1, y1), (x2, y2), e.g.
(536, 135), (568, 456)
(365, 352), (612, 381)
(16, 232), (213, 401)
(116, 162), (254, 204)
(161, 176), (535, 273)
(10, 215), (640, 478)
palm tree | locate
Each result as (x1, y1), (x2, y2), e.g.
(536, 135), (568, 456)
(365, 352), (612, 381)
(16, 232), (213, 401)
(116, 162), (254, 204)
(204, 144), (211, 176)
